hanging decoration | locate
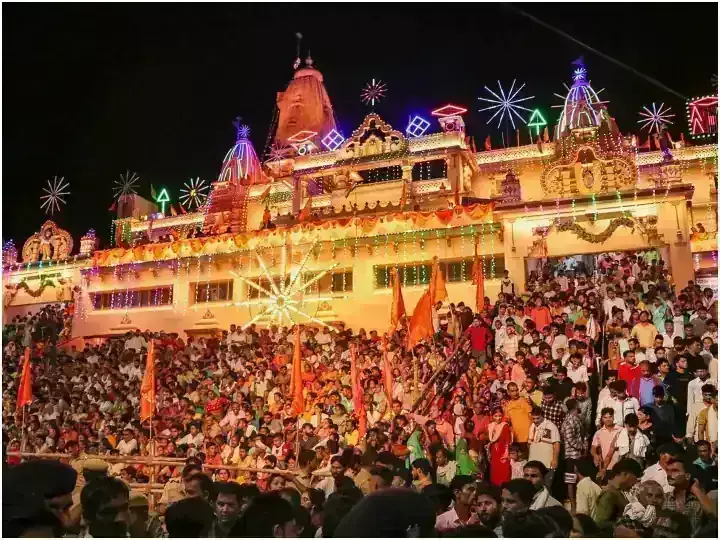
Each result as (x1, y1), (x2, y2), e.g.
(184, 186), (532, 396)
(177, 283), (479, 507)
(478, 80), (534, 130)
(361, 78), (387, 108)
(321, 129), (345, 152)
(40, 176), (70, 215)
(179, 177), (209, 210)
(637, 103), (675, 133)
(406, 115), (430, 137)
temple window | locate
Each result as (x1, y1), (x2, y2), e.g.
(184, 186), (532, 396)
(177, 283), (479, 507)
(91, 286), (173, 310)
(374, 257), (506, 289)
(358, 165), (403, 184)
(191, 280), (234, 304)
(412, 159), (447, 181)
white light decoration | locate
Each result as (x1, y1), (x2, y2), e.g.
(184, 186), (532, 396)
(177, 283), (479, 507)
(321, 129), (345, 151)
(232, 242), (339, 328)
(406, 116), (430, 137)
(40, 176), (70, 215)
(179, 177), (209, 210)
(638, 103), (675, 133)
(113, 171), (139, 200)
(478, 80), (534, 130)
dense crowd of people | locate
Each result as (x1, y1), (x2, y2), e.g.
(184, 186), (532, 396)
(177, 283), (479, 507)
(2, 250), (718, 537)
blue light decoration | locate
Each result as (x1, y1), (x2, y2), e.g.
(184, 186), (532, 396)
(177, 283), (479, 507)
(406, 115), (430, 137)
(321, 129), (345, 151)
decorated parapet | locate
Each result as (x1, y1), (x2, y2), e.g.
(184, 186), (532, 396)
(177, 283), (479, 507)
(21, 220), (74, 263)
(3, 240), (18, 266)
(80, 229), (99, 256)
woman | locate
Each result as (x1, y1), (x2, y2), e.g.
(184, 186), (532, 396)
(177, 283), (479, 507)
(487, 407), (512, 486)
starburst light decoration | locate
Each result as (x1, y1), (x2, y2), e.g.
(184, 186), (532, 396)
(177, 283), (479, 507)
(232, 242), (339, 328)
(478, 80), (535, 130)
(361, 79), (387, 107)
(113, 170), (140, 200)
(179, 177), (209, 210)
(40, 176), (70, 215)
(637, 103), (675, 133)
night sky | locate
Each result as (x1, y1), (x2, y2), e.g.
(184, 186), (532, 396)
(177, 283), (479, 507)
(3, 3), (717, 248)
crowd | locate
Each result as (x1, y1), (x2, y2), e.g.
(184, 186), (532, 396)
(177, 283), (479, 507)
(2, 250), (718, 537)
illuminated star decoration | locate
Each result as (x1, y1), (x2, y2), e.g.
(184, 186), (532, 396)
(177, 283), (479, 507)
(113, 170), (139, 200)
(478, 80), (535, 130)
(179, 177), (209, 210)
(361, 79), (387, 107)
(232, 242), (338, 328)
(637, 103), (675, 133)
(40, 176), (70, 215)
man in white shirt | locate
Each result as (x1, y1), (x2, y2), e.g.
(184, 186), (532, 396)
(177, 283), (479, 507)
(603, 289), (627, 322)
(177, 424), (204, 449)
(436, 476), (478, 531)
(124, 330), (148, 352)
(116, 429), (138, 456)
(660, 320), (679, 348)
(528, 408), (561, 471)
(639, 444), (681, 494)
(315, 327), (333, 346)
(219, 402), (245, 432)
(687, 366), (711, 420)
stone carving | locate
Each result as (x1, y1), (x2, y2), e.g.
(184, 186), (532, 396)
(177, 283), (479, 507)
(22, 221), (74, 263)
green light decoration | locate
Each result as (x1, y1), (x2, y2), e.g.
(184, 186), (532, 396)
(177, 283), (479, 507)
(527, 109), (547, 137)
(155, 188), (170, 215)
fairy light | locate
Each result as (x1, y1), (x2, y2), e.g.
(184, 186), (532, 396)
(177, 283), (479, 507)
(460, 226), (467, 281)
(490, 224), (496, 279)
(615, 190), (627, 217)
(694, 253), (700, 271)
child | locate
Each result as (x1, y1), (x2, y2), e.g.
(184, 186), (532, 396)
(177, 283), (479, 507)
(508, 443), (527, 480)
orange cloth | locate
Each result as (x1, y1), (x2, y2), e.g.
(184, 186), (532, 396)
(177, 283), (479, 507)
(504, 397), (533, 443)
(408, 291), (434, 348)
(17, 348), (33, 409)
(530, 306), (552, 332)
(290, 329), (304, 415)
(140, 341), (155, 422)
(390, 268), (406, 332)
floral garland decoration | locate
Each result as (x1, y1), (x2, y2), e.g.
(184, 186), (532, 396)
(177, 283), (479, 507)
(4, 276), (66, 306)
(553, 217), (635, 244)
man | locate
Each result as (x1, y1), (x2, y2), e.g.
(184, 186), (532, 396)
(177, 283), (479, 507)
(411, 458), (434, 491)
(631, 311), (659, 349)
(603, 288), (627, 322)
(687, 366), (711, 421)
(664, 356), (692, 425)
(562, 398), (585, 507)
(184, 473), (213, 501)
(500, 479), (537, 522)
(618, 350), (641, 385)
(695, 386), (718, 453)
(80, 476), (131, 538)
(521, 376), (542, 407)
(640, 443), (683, 494)
(315, 456), (349, 498)
(538, 387), (564, 428)
(231, 494), (297, 537)
(3, 460), (78, 536)
(574, 457), (601, 519)
(682, 337), (706, 373)
(660, 320), (679, 348)
(595, 458), (643, 529)
(212, 482), (243, 537)
(464, 317), (492, 367)
(546, 366), (574, 401)
(474, 482), (502, 535)
(664, 459), (713, 536)
(435, 476), (477, 531)
(592, 407), (622, 475)
(497, 323), (521, 360)
(602, 380), (639, 428)
(523, 460), (562, 509)
(116, 429), (138, 456)
(629, 360), (661, 407)
(692, 439), (718, 493)
(504, 382), (532, 445)
(527, 406), (560, 483)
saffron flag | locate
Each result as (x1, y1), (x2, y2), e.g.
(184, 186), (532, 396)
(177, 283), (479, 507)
(150, 184), (158, 200)
(258, 184), (272, 203)
(484, 135), (492, 151)
(350, 345), (367, 438)
(543, 126), (550, 143)
(290, 327), (304, 415)
(408, 290), (434, 348)
(516, 129), (520, 147)
(429, 256), (448, 304)
(298, 198), (312, 222)
(17, 347), (33, 409)
(170, 204), (178, 217)
(390, 267), (406, 332)
(537, 135), (543, 154)
(140, 341), (155, 422)
(178, 203), (187, 215)
(108, 200), (117, 212)
(381, 337), (395, 404)
(472, 255), (486, 312)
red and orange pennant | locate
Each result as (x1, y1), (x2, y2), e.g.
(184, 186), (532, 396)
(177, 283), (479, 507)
(290, 327), (304, 415)
(17, 347), (33, 409)
(389, 267), (406, 333)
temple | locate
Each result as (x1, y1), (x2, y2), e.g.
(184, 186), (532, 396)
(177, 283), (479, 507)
(3, 59), (718, 338)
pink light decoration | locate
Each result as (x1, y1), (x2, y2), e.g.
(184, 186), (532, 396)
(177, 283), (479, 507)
(431, 104), (468, 117)
(287, 130), (318, 143)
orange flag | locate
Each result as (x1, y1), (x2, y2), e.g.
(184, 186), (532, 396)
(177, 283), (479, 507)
(381, 337), (395, 404)
(140, 341), (155, 422)
(298, 198), (313, 222)
(472, 256), (485, 312)
(17, 347), (33, 409)
(389, 267), (406, 332)
(408, 290), (434, 348)
(290, 327), (304, 415)
(350, 344), (367, 438)
(429, 256), (448, 305)
(484, 135), (492, 151)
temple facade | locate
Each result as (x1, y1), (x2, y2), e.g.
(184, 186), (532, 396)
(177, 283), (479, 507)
(3, 60), (718, 338)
